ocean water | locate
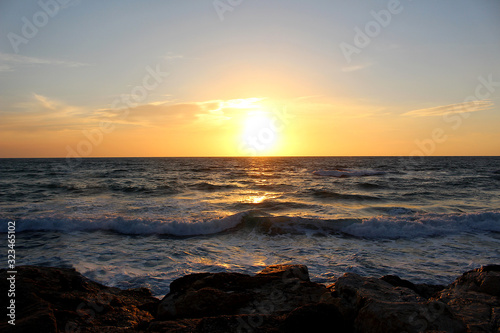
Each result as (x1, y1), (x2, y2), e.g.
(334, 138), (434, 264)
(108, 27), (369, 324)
(1, 156), (499, 297)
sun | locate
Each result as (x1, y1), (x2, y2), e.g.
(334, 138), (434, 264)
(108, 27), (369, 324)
(240, 111), (279, 155)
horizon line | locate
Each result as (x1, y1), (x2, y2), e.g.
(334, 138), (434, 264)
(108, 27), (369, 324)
(1, 155), (500, 159)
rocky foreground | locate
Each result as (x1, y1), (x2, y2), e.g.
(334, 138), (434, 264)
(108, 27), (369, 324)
(1, 264), (499, 333)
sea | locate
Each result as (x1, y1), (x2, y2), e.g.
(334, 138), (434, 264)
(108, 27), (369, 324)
(1, 156), (499, 297)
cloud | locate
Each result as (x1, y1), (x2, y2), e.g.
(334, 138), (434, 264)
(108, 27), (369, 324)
(100, 102), (203, 127)
(0, 53), (89, 71)
(402, 100), (494, 117)
(163, 52), (183, 61)
(0, 94), (89, 132)
(0, 96), (264, 134)
(341, 62), (373, 72)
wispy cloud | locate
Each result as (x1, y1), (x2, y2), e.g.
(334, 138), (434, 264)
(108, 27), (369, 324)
(1, 94), (89, 132)
(99, 97), (264, 128)
(341, 62), (373, 72)
(163, 52), (183, 61)
(0, 53), (88, 72)
(402, 100), (494, 117)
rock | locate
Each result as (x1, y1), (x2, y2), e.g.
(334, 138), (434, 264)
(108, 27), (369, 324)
(434, 265), (500, 332)
(380, 274), (446, 299)
(283, 303), (349, 333)
(256, 264), (310, 281)
(0, 266), (159, 333)
(447, 264), (500, 297)
(329, 272), (466, 333)
(157, 264), (330, 321)
(3, 264), (499, 333)
(148, 314), (282, 333)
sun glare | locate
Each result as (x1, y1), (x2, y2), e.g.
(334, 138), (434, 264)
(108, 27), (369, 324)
(241, 111), (279, 155)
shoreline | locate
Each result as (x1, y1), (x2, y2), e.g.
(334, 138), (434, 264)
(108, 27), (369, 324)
(1, 264), (498, 332)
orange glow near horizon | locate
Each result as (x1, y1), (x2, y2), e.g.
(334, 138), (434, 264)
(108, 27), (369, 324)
(0, 94), (499, 158)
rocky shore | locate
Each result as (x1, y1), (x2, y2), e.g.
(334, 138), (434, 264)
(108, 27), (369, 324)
(1, 264), (499, 333)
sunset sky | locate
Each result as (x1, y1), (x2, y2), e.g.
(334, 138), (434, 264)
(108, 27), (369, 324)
(1, 0), (499, 157)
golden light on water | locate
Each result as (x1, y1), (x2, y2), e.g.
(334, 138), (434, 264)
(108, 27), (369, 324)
(251, 195), (267, 204)
(243, 193), (278, 204)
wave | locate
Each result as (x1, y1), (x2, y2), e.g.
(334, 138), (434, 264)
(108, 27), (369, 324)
(340, 211), (500, 239)
(241, 211), (500, 238)
(313, 169), (386, 177)
(2, 211), (499, 239)
(0, 212), (249, 236)
(37, 182), (179, 195)
(308, 189), (381, 201)
(356, 182), (386, 190)
(364, 206), (417, 216)
(232, 200), (315, 211)
(189, 182), (239, 192)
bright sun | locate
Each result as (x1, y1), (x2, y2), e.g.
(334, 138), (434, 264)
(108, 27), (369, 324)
(241, 111), (279, 155)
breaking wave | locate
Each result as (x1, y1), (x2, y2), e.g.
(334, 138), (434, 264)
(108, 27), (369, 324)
(2, 211), (499, 240)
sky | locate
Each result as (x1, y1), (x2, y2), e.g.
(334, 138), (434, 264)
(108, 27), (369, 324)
(0, 0), (499, 157)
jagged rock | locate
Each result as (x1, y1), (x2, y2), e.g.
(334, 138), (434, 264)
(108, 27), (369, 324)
(380, 274), (446, 299)
(3, 264), (499, 333)
(256, 264), (310, 281)
(433, 265), (500, 332)
(329, 272), (466, 333)
(157, 264), (331, 321)
(283, 303), (349, 333)
(0, 266), (159, 333)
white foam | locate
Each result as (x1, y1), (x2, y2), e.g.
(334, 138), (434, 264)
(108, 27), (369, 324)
(340, 211), (500, 239)
(1, 212), (248, 236)
(312, 169), (386, 177)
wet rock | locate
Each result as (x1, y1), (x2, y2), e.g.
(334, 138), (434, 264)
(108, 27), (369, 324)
(0, 266), (159, 333)
(157, 264), (330, 320)
(380, 274), (446, 299)
(283, 303), (349, 333)
(434, 265), (500, 332)
(3, 264), (498, 333)
(256, 264), (310, 281)
(329, 272), (466, 333)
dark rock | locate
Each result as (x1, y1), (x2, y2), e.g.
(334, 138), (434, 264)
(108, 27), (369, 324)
(380, 274), (419, 292)
(157, 264), (331, 321)
(434, 265), (500, 332)
(147, 318), (200, 332)
(380, 274), (446, 299)
(413, 283), (447, 299)
(148, 314), (282, 333)
(0, 266), (159, 333)
(355, 299), (465, 333)
(329, 272), (466, 333)
(283, 303), (349, 333)
(256, 264), (310, 282)
(3, 264), (499, 333)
